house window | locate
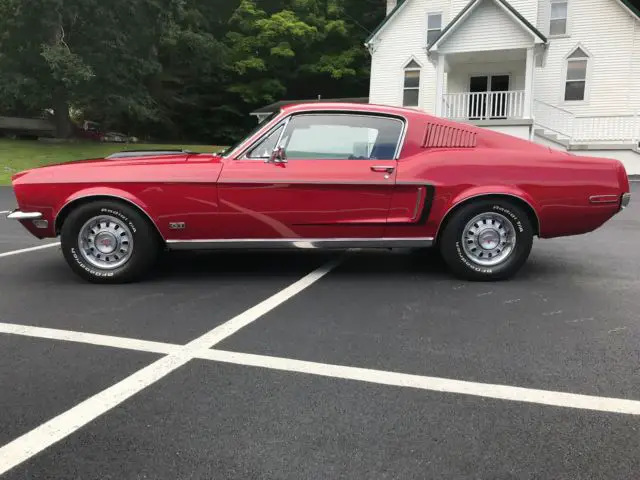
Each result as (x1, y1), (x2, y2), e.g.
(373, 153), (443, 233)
(550, 0), (568, 36)
(427, 13), (442, 46)
(403, 60), (421, 107)
(564, 47), (589, 101)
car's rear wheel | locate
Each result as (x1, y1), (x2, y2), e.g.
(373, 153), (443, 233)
(439, 199), (534, 281)
(60, 200), (161, 284)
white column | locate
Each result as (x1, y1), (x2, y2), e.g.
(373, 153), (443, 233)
(435, 54), (446, 117)
(523, 47), (534, 119)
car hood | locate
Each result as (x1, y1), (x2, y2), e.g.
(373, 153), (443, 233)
(12, 151), (223, 184)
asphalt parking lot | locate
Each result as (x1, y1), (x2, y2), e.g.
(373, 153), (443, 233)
(0, 183), (639, 479)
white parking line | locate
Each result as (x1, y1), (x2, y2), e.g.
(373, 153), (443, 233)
(0, 211), (10, 215)
(1, 313), (640, 419)
(0, 243), (60, 259)
(0, 322), (179, 356)
(0, 256), (344, 476)
(200, 350), (640, 416)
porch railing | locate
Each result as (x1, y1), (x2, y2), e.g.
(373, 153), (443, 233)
(443, 90), (525, 121)
(534, 99), (640, 144)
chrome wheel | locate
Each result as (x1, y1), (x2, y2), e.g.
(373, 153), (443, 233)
(77, 215), (134, 270)
(461, 212), (516, 267)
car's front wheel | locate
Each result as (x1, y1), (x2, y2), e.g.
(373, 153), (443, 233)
(439, 199), (534, 281)
(60, 200), (161, 284)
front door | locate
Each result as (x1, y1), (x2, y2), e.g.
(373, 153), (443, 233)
(468, 75), (510, 120)
(490, 75), (510, 119)
(217, 112), (404, 240)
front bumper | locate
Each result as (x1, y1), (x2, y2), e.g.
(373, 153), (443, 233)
(621, 192), (631, 210)
(7, 210), (43, 220)
(6, 209), (49, 230)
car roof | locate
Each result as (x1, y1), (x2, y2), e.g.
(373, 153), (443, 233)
(280, 102), (430, 120)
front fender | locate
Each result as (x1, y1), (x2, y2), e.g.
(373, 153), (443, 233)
(54, 187), (161, 237)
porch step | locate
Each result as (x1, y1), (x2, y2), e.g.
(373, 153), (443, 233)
(533, 128), (570, 148)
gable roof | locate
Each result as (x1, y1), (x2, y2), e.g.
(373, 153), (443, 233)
(367, 0), (640, 47)
(365, 0), (408, 45)
(618, 0), (640, 19)
(428, 0), (547, 52)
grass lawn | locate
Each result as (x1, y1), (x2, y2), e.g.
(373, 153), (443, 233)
(0, 139), (222, 185)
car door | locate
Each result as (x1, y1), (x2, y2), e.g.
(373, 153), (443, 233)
(216, 112), (405, 240)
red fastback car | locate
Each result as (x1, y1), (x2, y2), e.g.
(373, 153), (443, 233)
(7, 102), (632, 283)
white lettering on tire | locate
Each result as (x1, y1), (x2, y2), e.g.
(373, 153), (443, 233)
(455, 241), (493, 274)
(100, 207), (137, 233)
(492, 205), (524, 233)
(71, 247), (115, 277)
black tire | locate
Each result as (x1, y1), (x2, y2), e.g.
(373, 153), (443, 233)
(439, 199), (534, 281)
(60, 200), (161, 284)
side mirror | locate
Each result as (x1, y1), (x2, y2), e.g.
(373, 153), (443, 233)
(267, 146), (287, 164)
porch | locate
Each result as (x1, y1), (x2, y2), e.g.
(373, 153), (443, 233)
(436, 48), (534, 123)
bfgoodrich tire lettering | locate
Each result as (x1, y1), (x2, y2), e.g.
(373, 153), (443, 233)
(61, 201), (160, 284)
(439, 199), (534, 281)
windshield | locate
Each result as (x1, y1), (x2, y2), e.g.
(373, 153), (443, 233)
(218, 112), (278, 157)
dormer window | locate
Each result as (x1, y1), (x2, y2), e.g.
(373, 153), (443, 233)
(403, 60), (421, 107)
(550, 0), (568, 36)
(427, 13), (442, 47)
(564, 47), (589, 101)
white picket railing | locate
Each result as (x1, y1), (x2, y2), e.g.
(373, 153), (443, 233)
(534, 99), (640, 145)
(573, 115), (640, 143)
(533, 100), (575, 138)
(443, 91), (525, 121)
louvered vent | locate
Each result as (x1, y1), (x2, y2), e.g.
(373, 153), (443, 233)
(422, 123), (477, 148)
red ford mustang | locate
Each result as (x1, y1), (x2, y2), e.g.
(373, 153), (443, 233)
(7, 103), (632, 283)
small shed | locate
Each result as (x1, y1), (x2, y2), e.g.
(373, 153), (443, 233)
(250, 97), (369, 123)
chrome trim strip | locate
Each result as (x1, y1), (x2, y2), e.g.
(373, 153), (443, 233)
(217, 179), (394, 186)
(7, 210), (43, 220)
(166, 237), (434, 250)
(589, 195), (619, 204)
(621, 192), (631, 210)
(412, 187), (425, 221)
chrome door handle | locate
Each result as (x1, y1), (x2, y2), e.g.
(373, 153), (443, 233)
(371, 166), (395, 173)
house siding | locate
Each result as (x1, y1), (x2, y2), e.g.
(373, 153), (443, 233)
(536, 0), (550, 37)
(439, 0), (534, 53)
(370, 0), (450, 113)
(370, 0), (640, 128)
(534, 0), (640, 117)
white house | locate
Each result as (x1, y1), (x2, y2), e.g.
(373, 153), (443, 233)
(365, 0), (640, 173)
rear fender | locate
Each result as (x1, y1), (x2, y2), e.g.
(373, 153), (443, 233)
(436, 185), (541, 239)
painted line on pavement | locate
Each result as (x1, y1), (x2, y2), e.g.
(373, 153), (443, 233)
(1, 308), (640, 421)
(0, 322), (179, 356)
(0, 211), (9, 215)
(0, 256), (345, 476)
(0, 243), (60, 259)
(200, 350), (640, 416)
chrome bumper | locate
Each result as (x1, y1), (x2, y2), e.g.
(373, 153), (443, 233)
(621, 193), (631, 210)
(7, 210), (43, 220)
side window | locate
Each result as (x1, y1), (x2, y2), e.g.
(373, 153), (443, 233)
(245, 124), (284, 159)
(427, 13), (442, 47)
(279, 114), (403, 160)
(549, 0), (568, 36)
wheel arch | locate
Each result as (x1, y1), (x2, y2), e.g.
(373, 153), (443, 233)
(55, 193), (165, 243)
(435, 193), (541, 245)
